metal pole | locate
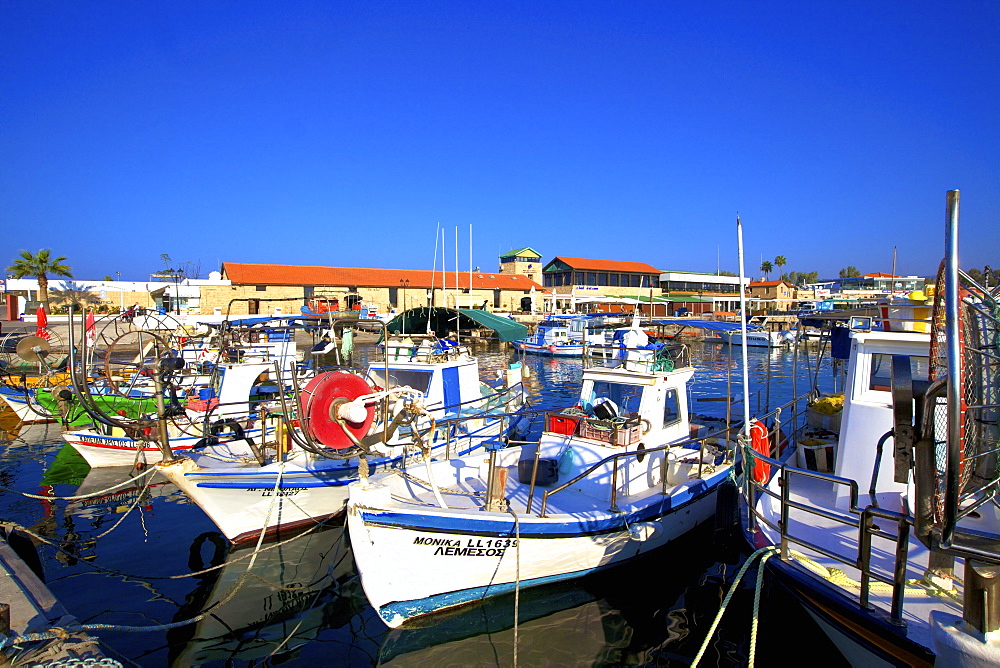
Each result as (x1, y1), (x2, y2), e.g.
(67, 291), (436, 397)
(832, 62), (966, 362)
(943, 189), (961, 547)
(737, 216), (752, 435)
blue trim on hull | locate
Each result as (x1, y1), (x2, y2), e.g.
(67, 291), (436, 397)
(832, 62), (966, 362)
(379, 562), (603, 625)
(360, 476), (717, 539)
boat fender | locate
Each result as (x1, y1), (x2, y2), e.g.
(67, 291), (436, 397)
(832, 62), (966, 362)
(212, 419), (246, 440)
(558, 446), (577, 474)
(750, 421), (771, 484)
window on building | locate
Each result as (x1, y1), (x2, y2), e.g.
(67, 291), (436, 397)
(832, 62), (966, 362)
(587, 272), (597, 285)
(598, 273), (608, 286)
(256, 285), (267, 292)
(609, 273), (619, 287)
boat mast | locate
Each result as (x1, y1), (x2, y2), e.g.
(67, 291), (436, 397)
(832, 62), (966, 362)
(429, 222), (439, 334)
(736, 215), (752, 436)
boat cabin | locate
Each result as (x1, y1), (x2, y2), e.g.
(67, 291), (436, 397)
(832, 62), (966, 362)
(833, 330), (930, 509)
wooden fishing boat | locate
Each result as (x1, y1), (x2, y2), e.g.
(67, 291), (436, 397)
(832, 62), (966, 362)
(347, 320), (733, 627)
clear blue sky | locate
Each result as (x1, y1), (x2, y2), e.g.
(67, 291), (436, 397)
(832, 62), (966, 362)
(2, 2), (997, 282)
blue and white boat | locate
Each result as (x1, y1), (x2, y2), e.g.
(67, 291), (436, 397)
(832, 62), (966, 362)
(157, 335), (527, 543)
(513, 316), (617, 357)
(347, 324), (733, 627)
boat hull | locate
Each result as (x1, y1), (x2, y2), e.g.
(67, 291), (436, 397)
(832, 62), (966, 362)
(63, 427), (268, 468)
(349, 474), (723, 628)
(512, 341), (583, 357)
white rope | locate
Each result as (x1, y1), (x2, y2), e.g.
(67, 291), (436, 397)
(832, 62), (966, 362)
(507, 507), (521, 668)
(247, 461), (285, 571)
(0, 467), (156, 501)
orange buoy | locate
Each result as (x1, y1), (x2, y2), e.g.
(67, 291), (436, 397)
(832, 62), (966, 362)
(750, 420), (771, 484)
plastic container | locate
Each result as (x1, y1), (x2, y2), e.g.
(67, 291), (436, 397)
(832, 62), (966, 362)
(798, 439), (836, 472)
(547, 413), (580, 436)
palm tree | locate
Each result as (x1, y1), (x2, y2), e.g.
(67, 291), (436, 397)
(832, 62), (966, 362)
(7, 249), (73, 314)
(774, 255), (787, 280)
(760, 260), (773, 280)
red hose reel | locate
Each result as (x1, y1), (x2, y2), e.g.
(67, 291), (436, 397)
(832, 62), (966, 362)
(299, 371), (376, 448)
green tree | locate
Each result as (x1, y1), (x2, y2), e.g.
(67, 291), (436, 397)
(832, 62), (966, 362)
(774, 255), (787, 276)
(760, 260), (773, 280)
(784, 270), (819, 286)
(7, 249), (73, 314)
(839, 266), (861, 278)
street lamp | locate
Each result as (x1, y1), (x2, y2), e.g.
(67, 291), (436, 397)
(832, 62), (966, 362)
(116, 271), (123, 311)
(399, 279), (409, 311)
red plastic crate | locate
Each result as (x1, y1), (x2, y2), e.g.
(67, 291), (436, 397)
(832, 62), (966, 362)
(547, 413), (580, 436)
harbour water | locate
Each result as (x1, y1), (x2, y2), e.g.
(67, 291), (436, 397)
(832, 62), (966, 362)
(0, 340), (849, 666)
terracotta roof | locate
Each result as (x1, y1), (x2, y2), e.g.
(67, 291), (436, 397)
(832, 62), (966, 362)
(221, 263), (542, 291)
(545, 257), (662, 273)
(749, 280), (789, 287)
(863, 272), (903, 278)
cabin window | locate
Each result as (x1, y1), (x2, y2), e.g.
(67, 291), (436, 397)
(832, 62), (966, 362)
(663, 389), (680, 425)
(868, 354), (930, 392)
(588, 381), (643, 415)
(367, 368), (433, 395)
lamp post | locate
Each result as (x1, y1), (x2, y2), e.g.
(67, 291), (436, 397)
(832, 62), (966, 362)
(116, 271), (123, 311)
(399, 278), (409, 333)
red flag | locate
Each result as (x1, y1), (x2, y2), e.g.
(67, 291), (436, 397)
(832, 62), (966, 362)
(85, 312), (96, 347)
(35, 305), (50, 339)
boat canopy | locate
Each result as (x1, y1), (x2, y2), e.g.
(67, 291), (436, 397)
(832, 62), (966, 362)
(645, 319), (764, 332)
(383, 307), (529, 343)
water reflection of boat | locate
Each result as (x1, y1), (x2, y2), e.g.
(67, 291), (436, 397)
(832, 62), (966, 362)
(168, 521), (364, 666)
(378, 583), (630, 666)
(40, 445), (183, 522)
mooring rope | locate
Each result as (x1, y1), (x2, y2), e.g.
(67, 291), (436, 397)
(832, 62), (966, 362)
(507, 507), (521, 668)
(691, 545), (778, 668)
(0, 517), (328, 581)
(0, 467), (156, 501)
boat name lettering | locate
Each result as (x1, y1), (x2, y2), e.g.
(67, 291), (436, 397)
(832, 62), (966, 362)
(431, 545), (509, 557)
(245, 488), (302, 497)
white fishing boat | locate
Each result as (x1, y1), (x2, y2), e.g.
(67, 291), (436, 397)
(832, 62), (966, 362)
(737, 191), (1000, 665)
(157, 335), (527, 543)
(717, 317), (793, 348)
(62, 360), (284, 467)
(347, 320), (733, 627)
(512, 319), (585, 356)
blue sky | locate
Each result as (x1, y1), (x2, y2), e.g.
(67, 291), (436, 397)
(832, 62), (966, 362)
(2, 2), (997, 282)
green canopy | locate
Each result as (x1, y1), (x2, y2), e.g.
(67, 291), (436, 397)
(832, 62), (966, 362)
(382, 307), (528, 343)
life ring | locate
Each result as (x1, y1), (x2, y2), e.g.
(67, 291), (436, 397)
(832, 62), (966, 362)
(750, 420), (770, 483)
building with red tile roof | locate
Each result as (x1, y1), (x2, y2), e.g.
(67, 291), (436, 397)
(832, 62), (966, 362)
(204, 262), (543, 316)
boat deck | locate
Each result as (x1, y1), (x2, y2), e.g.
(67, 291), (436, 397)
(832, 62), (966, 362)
(755, 472), (994, 651)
